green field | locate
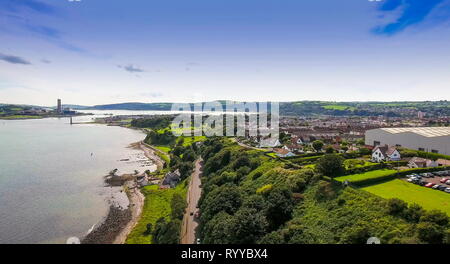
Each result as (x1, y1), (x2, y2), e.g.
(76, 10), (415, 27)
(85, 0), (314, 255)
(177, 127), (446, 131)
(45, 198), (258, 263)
(178, 136), (206, 146)
(322, 104), (356, 111)
(335, 169), (397, 183)
(362, 179), (450, 215)
(125, 181), (188, 244)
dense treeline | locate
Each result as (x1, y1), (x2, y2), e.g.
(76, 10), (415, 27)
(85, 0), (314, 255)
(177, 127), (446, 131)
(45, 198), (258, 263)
(144, 130), (176, 146)
(131, 116), (173, 129)
(197, 138), (450, 244)
(149, 193), (187, 244)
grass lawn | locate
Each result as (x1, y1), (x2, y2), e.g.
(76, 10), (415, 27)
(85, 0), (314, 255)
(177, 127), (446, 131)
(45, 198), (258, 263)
(266, 153), (278, 158)
(335, 169), (397, 182)
(155, 146), (171, 153)
(362, 179), (450, 215)
(125, 181), (188, 244)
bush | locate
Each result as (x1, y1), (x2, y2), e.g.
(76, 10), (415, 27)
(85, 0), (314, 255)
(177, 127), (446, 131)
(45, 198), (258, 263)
(387, 198), (408, 216)
(417, 222), (445, 244)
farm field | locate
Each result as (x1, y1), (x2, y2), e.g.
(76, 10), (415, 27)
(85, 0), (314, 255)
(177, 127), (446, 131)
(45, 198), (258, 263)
(361, 179), (450, 215)
(335, 169), (397, 183)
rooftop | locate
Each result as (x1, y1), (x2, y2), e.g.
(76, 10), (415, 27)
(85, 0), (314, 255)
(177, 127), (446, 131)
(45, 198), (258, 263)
(379, 127), (450, 138)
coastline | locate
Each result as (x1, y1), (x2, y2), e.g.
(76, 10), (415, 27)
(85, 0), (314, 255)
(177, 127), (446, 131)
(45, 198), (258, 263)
(81, 140), (162, 244)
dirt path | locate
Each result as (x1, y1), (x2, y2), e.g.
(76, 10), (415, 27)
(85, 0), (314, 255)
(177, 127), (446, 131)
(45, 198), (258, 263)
(181, 159), (203, 244)
(113, 182), (145, 244)
(140, 141), (165, 170)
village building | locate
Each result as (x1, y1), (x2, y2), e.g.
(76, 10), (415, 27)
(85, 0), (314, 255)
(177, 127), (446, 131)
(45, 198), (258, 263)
(162, 169), (181, 188)
(273, 148), (296, 158)
(366, 127), (450, 156)
(437, 159), (450, 167)
(408, 157), (438, 168)
(371, 145), (401, 162)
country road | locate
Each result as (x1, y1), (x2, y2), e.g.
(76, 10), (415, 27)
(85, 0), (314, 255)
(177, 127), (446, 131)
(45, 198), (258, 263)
(181, 159), (203, 244)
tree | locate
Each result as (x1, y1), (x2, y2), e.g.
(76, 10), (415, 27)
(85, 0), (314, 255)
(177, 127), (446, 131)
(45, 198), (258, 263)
(263, 186), (294, 230)
(230, 208), (268, 244)
(315, 154), (345, 177)
(404, 203), (425, 223)
(258, 231), (285, 244)
(201, 212), (234, 244)
(200, 184), (242, 224)
(171, 193), (187, 220)
(359, 147), (372, 155)
(312, 140), (324, 152)
(152, 218), (181, 244)
(325, 146), (335, 154)
(182, 148), (196, 162)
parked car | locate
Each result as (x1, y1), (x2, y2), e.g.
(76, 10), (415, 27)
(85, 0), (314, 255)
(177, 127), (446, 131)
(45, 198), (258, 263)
(425, 183), (434, 188)
(407, 178), (414, 183)
(446, 180), (450, 185)
(432, 184), (441, 189)
(445, 188), (450, 193)
(440, 178), (449, 183)
(438, 186), (448, 191)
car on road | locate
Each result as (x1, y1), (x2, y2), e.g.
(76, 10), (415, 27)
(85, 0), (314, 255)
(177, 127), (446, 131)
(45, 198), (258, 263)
(425, 183), (434, 188)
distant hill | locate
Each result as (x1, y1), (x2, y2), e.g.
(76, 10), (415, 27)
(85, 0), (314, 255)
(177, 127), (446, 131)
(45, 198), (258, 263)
(83, 101), (450, 117)
(2, 100), (449, 117)
(89, 102), (173, 111)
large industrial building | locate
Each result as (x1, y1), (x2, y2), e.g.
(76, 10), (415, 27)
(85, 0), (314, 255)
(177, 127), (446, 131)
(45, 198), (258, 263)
(365, 127), (450, 156)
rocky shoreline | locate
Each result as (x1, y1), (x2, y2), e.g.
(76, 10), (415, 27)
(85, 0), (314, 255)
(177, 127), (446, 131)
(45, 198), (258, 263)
(81, 205), (132, 244)
(81, 142), (157, 244)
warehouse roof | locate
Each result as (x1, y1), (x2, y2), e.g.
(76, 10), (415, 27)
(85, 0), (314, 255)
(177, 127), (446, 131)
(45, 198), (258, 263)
(379, 127), (450, 138)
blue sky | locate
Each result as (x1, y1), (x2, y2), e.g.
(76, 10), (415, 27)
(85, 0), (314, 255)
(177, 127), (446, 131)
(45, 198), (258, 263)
(1, 0), (450, 106)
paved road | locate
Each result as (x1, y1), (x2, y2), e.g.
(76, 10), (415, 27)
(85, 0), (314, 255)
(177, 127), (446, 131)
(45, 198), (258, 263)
(181, 159), (203, 244)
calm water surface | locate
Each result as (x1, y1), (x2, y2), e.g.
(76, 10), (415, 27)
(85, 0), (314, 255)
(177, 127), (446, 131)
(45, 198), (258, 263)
(0, 116), (153, 244)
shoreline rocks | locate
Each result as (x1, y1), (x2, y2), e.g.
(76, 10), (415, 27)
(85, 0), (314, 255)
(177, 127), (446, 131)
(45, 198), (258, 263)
(81, 205), (132, 244)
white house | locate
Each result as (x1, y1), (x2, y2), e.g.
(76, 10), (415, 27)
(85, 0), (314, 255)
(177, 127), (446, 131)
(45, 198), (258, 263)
(372, 145), (401, 162)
